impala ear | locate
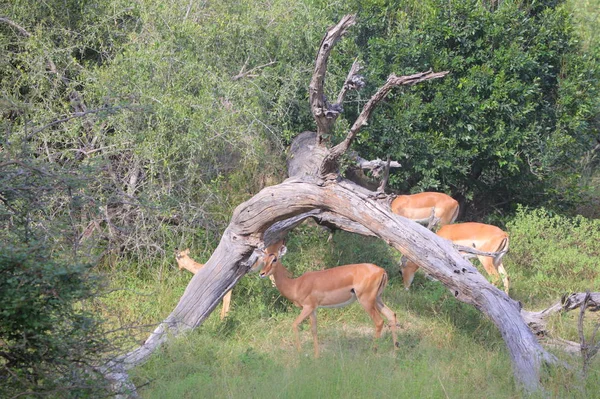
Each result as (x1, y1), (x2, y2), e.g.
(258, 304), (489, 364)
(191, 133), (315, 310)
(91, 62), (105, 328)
(278, 245), (287, 258)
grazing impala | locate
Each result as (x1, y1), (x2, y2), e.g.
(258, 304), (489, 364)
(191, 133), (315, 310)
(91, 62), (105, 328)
(401, 222), (510, 293)
(256, 241), (398, 357)
(391, 192), (459, 228)
(175, 249), (232, 320)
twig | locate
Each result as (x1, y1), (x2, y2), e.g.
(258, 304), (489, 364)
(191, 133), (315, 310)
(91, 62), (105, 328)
(25, 105), (134, 140)
(231, 60), (276, 81)
(0, 17), (31, 37)
(437, 374), (450, 399)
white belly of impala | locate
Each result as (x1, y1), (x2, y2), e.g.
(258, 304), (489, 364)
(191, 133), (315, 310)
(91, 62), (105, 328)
(318, 292), (357, 309)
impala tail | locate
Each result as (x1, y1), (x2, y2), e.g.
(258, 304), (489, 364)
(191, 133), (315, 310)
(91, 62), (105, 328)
(493, 237), (509, 268)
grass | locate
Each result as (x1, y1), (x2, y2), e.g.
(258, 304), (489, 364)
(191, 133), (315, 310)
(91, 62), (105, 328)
(100, 210), (600, 398)
(132, 287), (517, 399)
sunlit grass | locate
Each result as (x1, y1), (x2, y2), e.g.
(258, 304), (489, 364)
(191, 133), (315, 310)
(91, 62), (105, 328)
(102, 215), (600, 398)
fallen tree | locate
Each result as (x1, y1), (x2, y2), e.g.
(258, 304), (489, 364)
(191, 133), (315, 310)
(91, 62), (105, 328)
(106, 14), (580, 397)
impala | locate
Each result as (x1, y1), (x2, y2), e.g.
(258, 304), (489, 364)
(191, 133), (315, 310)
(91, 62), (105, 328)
(256, 241), (398, 357)
(175, 249), (232, 320)
(391, 192), (459, 228)
(401, 222), (510, 293)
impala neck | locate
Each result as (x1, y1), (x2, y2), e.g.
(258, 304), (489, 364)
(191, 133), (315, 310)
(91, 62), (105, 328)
(270, 260), (296, 300)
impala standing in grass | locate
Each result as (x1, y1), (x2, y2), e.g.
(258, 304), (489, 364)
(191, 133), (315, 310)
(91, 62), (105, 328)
(255, 241), (398, 357)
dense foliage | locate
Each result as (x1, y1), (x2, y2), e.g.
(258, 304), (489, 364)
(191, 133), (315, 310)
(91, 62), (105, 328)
(1, 0), (334, 265)
(507, 206), (600, 300)
(1, 0), (599, 395)
(326, 0), (600, 216)
(2, 0), (598, 263)
(0, 246), (111, 398)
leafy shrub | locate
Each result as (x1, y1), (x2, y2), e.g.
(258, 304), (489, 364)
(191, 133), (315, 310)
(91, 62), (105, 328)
(0, 245), (112, 398)
(324, 0), (600, 216)
(506, 206), (600, 302)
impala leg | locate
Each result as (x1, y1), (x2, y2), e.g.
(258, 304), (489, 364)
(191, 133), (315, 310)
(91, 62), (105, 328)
(377, 299), (399, 350)
(497, 263), (510, 294)
(357, 296), (385, 351)
(292, 306), (315, 354)
(478, 256), (501, 287)
(309, 310), (319, 358)
(220, 290), (232, 320)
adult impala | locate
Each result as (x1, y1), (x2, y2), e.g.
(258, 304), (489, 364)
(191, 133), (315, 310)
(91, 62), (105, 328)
(390, 192), (459, 228)
(401, 222), (510, 293)
(175, 249), (232, 320)
(255, 241), (398, 357)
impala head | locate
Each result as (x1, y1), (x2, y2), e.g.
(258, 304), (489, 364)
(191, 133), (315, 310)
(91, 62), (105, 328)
(175, 248), (190, 269)
(256, 241), (287, 278)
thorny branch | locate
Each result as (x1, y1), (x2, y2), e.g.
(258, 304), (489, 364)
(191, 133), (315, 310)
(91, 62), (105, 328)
(231, 57), (277, 81)
(0, 17), (31, 37)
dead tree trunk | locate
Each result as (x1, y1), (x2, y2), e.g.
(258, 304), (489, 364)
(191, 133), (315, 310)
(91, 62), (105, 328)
(107, 14), (562, 396)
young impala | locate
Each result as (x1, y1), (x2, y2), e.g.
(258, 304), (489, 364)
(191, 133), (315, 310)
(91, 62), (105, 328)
(390, 192), (459, 228)
(175, 249), (232, 320)
(255, 241), (398, 357)
(401, 222), (510, 293)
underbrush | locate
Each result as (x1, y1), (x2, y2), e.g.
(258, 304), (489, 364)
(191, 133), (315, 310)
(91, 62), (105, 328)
(506, 206), (600, 305)
(103, 210), (600, 398)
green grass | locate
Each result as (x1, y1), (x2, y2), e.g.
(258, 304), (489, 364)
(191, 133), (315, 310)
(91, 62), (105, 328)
(101, 211), (600, 398)
(132, 282), (518, 399)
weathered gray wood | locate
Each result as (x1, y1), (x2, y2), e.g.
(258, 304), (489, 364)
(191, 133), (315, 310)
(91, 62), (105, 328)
(114, 176), (557, 395)
(310, 15), (356, 144)
(521, 292), (600, 353)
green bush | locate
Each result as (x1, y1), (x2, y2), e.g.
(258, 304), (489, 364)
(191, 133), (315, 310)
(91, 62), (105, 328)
(0, 245), (114, 398)
(506, 206), (600, 302)
(324, 0), (600, 216)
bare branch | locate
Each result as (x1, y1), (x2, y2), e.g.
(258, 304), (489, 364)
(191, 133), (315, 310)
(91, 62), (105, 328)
(521, 292), (600, 350)
(320, 69), (449, 175)
(231, 60), (277, 81)
(309, 14), (356, 144)
(354, 154), (401, 177)
(426, 208), (441, 230)
(578, 292), (589, 363)
(454, 244), (508, 259)
(0, 17), (31, 37)
(376, 156), (391, 193)
(336, 59), (364, 104)
(25, 105), (132, 140)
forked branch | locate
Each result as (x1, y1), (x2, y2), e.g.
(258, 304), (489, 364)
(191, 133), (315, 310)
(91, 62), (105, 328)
(231, 57), (277, 81)
(319, 70), (449, 176)
(310, 14), (357, 144)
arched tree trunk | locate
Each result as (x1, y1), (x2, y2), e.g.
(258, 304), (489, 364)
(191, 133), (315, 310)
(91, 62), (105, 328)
(105, 14), (563, 397)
